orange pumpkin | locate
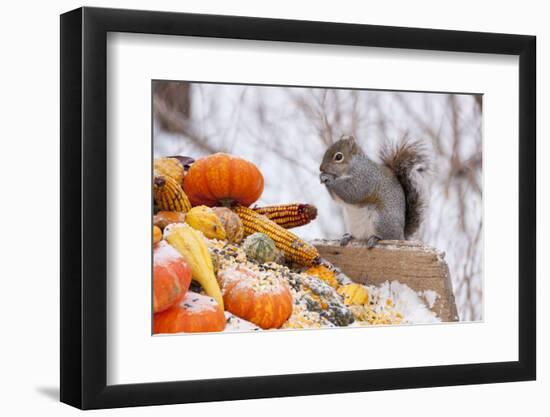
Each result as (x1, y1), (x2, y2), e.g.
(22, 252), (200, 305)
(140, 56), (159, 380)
(153, 225), (163, 245)
(153, 241), (192, 313)
(183, 153), (264, 207)
(218, 265), (292, 329)
(153, 292), (226, 333)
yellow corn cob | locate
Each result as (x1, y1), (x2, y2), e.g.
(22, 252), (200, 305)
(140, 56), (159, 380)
(233, 205), (320, 266)
(154, 157), (184, 185)
(253, 203), (318, 229)
(153, 173), (191, 212)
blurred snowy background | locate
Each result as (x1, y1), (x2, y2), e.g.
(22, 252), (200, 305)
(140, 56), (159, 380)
(153, 81), (483, 321)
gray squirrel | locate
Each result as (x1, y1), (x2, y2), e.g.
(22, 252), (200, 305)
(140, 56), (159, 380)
(319, 135), (431, 248)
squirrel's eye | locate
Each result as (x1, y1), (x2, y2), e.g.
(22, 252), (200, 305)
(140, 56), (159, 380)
(333, 152), (344, 162)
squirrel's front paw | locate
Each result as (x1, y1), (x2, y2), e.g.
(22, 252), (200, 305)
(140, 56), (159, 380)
(366, 235), (381, 249)
(340, 233), (353, 246)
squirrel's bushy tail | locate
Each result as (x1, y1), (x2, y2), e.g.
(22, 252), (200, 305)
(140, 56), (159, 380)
(380, 138), (432, 239)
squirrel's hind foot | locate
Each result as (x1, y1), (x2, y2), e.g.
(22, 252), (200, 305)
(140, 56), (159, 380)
(340, 233), (354, 246)
(366, 235), (381, 249)
(340, 234), (380, 248)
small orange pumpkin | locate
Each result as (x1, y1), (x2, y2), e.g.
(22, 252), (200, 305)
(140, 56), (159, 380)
(153, 292), (226, 333)
(153, 225), (163, 245)
(218, 265), (292, 329)
(153, 241), (192, 313)
(183, 153), (264, 207)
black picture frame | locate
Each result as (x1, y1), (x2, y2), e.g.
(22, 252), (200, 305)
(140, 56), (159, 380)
(60, 6), (536, 410)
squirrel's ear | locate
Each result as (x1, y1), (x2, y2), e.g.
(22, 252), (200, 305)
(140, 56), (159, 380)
(340, 135), (356, 143)
(340, 135), (360, 153)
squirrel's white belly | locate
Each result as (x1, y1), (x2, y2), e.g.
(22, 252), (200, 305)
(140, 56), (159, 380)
(337, 200), (379, 239)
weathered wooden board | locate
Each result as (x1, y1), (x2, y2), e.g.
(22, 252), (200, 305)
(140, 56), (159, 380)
(313, 239), (459, 322)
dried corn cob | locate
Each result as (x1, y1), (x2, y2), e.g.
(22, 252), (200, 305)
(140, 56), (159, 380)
(233, 205), (320, 266)
(253, 203), (318, 229)
(154, 157), (185, 185)
(153, 173), (191, 212)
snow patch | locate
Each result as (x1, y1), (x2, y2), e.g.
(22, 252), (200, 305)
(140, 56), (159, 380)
(376, 281), (440, 324)
(223, 312), (261, 332)
(419, 289), (439, 309)
(153, 240), (182, 265)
